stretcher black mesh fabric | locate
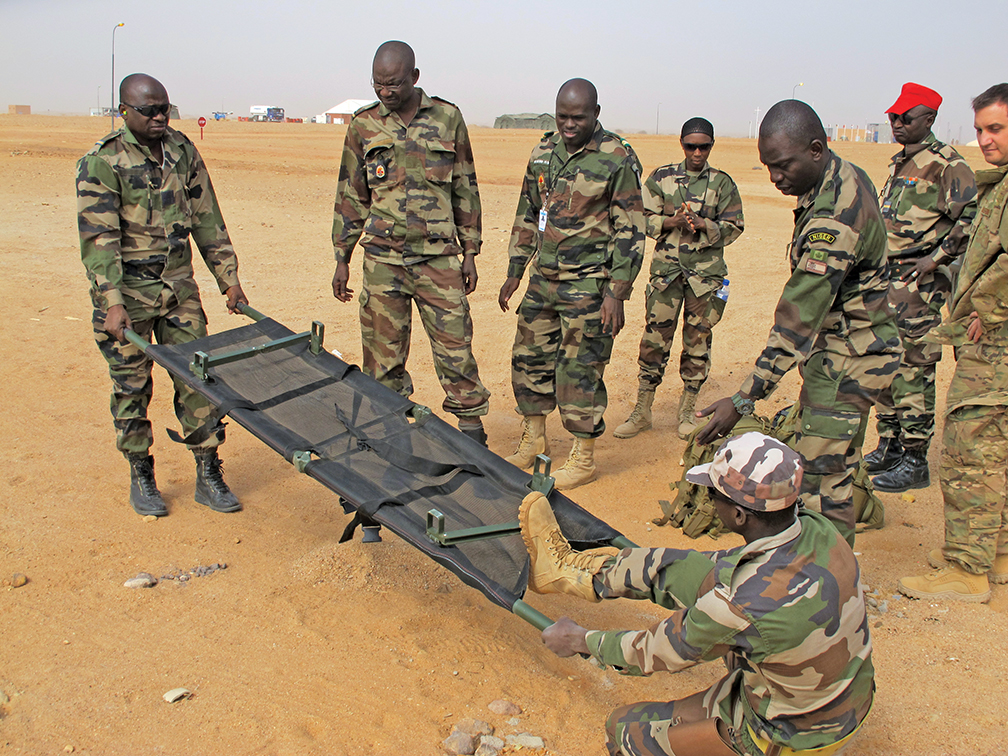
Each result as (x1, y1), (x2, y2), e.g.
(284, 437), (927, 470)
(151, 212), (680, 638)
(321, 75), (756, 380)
(146, 318), (625, 611)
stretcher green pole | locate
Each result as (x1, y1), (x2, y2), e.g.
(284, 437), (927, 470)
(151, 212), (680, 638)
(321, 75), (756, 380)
(122, 303), (266, 352)
(512, 599), (554, 631)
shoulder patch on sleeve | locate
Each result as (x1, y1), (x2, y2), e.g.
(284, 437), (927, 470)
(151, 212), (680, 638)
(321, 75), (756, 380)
(807, 231), (836, 244)
(805, 248), (829, 275)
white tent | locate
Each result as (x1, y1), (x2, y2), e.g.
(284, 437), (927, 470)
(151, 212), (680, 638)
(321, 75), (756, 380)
(324, 99), (376, 124)
(966, 139), (980, 147)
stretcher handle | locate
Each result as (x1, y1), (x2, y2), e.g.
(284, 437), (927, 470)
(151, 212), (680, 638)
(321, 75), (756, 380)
(121, 302), (268, 353)
(512, 599), (554, 631)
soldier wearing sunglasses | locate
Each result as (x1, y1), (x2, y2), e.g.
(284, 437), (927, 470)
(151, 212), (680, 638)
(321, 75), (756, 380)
(77, 73), (249, 518)
(863, 83), (977, 494)
(614, 117), (744, 441)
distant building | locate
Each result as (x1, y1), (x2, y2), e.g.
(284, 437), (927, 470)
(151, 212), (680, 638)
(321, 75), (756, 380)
(494, 113), (554, 130)
(8, 105), (31, 115)
(325, 99), (376, 125)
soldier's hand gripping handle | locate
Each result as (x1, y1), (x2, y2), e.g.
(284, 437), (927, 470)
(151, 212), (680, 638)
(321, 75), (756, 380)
(542, 617), (591, 658)
(104, 304), (132, 344)
(225, 284), (249, 314)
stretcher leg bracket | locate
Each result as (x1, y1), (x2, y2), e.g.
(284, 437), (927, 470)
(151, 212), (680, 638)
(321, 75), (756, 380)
(189, 320), (326, 381)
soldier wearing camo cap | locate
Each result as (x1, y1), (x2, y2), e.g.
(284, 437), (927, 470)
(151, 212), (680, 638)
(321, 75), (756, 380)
(332, 40), (491, 445)
(518, 432), (874, 756)
(499, 78), (645, 490)
(864, 82), (978, 493)
(697, 100), (902, 547)
(77, 73), (247, 518)
(615, 117), (744, 441)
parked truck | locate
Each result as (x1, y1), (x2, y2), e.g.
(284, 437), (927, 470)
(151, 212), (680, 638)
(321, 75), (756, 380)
(249, 105), (285, 122)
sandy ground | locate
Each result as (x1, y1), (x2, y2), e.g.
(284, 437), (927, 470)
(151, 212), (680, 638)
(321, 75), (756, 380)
(1, 114), (1006, 756)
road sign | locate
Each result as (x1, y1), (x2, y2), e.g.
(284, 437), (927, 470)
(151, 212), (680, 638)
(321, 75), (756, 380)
(198, 116), (206, 139)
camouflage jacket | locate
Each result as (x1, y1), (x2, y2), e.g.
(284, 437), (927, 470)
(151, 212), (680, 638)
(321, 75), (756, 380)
(77, 125), (240, 314)
(506, 123), (645, 300)
(879, 133), (977, 265)
(643, 161), (744, 294)
(739, 152), (901, 401)
(586, 510), (874, 752)
(332, 89), (482, 266)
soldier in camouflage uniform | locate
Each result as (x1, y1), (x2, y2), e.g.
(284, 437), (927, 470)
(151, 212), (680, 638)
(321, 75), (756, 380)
(864, 83), (978, 493)
(614, 117), (744, 441)
(900, 84), (1008, 603)
(498, 78), (645, 490)
(332, 41), (490, 445)
(697, 101), (902, 547)
(77, 74), (247, 518)
(520, 433), (874, 756)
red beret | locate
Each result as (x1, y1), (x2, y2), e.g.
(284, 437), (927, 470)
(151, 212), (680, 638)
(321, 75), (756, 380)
(887, 82), (942, 114)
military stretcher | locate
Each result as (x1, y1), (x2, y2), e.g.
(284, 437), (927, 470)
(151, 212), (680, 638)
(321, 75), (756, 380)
(124, 304), (634, 632)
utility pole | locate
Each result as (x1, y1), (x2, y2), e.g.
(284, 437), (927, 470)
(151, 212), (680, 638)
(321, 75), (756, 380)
(111, 22), (125, 131)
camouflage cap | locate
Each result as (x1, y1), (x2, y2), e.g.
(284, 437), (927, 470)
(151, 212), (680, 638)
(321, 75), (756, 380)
(685, 432), (803, 512)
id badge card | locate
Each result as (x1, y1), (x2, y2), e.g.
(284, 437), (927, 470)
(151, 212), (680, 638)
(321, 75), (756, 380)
(538, 206), (548, 232)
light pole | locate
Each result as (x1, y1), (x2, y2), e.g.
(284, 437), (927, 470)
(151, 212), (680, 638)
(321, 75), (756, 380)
(792, 82), (804, 100)
(97, 85), (101, 110)
(111, 22), (124, 130)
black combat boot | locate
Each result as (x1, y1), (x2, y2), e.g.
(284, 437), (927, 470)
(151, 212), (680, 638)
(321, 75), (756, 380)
(194, 450), (242, 513)
(127, 452), (168, 517)
(864, 436), (903, 474)
(457, 418), (488, 448)
(872, 445), (930, 493)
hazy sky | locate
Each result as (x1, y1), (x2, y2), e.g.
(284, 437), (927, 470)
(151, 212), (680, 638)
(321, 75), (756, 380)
(3, 0), (1001, 139)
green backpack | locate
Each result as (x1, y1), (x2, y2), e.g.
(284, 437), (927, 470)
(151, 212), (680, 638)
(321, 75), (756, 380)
(654, 404), (885, 538)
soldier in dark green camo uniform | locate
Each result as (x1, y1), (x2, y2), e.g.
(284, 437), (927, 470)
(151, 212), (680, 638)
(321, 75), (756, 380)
(498, 78), (644, 490)
(520, 433), (874, 756)
(864, 83), (978, 494)
(332, 41), (490, 445)
(698, 101), (902, 547)
(615, 117), (744, 442)
(77, 74), (247, 518)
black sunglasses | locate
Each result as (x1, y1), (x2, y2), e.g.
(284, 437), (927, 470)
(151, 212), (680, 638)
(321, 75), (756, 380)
(683, 142), (713, 152)
(122, 102), (172, 118)
(888, 111), (918, 126)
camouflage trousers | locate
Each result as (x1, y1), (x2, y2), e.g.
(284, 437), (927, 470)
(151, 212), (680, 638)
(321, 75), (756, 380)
(92, 293), (224, 455)
(939, 341), (1008, 575)
(874, 263), (950, 447)
(360, 255), (489, 418)
(595, 549), (757, 756)
(511, 273), (613, 438)
(636, 274), (725, 391)
(797, 351), (899, 547)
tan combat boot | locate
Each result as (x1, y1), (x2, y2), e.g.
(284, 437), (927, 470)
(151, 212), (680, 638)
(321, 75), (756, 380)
(677, 384), (702, 439)
(552, 437), (597, 490)
(898, 562), (991, 603)
(504, 415), (550, 470)
(613, 389), (655, 439)
(928, 548), (1008, 585)
(518, 491), (613, 602)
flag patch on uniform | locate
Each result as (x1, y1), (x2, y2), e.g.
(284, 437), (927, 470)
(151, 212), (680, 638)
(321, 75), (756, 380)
(807, 232), (836, 244)
(806, 258), (828, 275)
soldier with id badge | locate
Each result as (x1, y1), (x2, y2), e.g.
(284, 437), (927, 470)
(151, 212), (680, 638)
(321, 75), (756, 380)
(614, 117), (744, 441)
(696, 100), (901, 546)
(498, 78), (645, 490)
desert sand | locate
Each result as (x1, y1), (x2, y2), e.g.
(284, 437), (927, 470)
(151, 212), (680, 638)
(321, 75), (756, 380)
(1, 114), (1006, 755)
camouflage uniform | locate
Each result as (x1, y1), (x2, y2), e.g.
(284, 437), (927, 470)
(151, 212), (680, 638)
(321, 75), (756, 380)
(737, 153), (902, 545)
(332, 89), (489, 418)
(77, 124), (240, 454)
(638, 162), (744, 389)
(875, 134), (977, 448)
(926, 164), (1008, 574)
(590, 510), (874, 756)
(507, 124), (645, 437)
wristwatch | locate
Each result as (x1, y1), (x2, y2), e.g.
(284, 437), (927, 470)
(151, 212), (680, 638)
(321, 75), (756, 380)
(730, 392), (755, 416)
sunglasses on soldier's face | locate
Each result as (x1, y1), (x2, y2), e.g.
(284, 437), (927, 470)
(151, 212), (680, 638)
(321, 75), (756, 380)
(888, 112), (919, 126)
(122, 102), (172, 118)
(683, 142), (714, 152)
